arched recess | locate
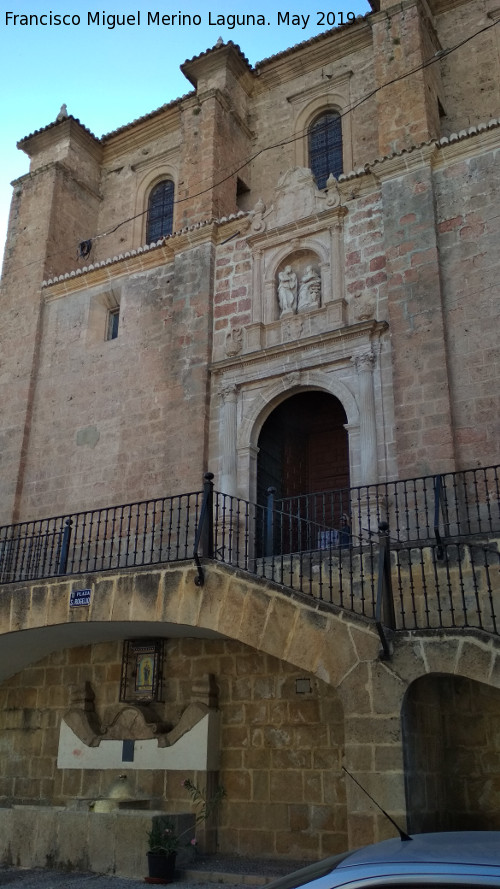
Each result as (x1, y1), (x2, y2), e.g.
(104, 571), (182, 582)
(293, 86), (353, 178)
(256, 390), (350, 546)
(402, 673), (500, 833)
(236, 373), (360, 512)
(132, 166), (178, 247)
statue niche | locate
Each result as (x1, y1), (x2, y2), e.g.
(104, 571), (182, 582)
(276, 252), (322, 319)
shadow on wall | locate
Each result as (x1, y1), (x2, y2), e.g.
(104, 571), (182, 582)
(403, 674), (500, 832)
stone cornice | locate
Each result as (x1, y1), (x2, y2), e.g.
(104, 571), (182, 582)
(371, 144), (438, 181)
(11, 158), (102, 201)
(246, 205), (348, 249)
(181, 41), (255, 95)
(210, 319), (388, 376)
(434, 124), (500, 167)
(19, 117), (103, 164)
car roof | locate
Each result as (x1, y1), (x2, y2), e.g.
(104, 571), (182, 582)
(339, 832), (500, 869)
(265, 832), (500, 889)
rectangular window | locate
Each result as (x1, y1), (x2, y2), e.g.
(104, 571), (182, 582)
(106, 306), (120, 340)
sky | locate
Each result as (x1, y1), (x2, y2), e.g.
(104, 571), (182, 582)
(0, 0), (371, 269)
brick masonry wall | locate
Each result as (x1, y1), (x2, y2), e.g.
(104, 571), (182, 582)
(213, 237), (253, 355)
(0, 637), (347, 861)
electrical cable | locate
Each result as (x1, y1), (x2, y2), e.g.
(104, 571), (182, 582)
(3, 13), (499, 277)
(92, 14), (500, 242)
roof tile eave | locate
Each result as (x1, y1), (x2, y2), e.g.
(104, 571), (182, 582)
(17, 115), (100, 147)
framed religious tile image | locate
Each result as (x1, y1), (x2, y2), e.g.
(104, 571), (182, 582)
(119, 639), (164, 703)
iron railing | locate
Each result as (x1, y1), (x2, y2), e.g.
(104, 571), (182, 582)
(208, 488), (499, 637)
(275, 464), (500, 546)
(0, 465), (498, 638)
(0, 491), (204, 584)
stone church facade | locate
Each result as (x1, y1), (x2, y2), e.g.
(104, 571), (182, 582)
(0, 0), (499, 877)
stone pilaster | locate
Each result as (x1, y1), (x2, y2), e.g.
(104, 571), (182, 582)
(218, 384), (239, 497)
(352, 350), (378, 486)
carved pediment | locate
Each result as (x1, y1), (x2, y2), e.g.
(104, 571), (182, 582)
(61, 675), (220, 749)
(104, 705), (166, 741)
(249, 167), (342, 234)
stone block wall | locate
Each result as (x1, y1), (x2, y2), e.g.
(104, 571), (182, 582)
(0, 806), (168, 878)
(10, 240), (214, 522)
(437, 0), (500, 136)
(0, 636), (347, 861)
(403, 674), (500, 833)
(435, 146), (500, 469)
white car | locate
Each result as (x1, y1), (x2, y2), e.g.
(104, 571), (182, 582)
(266, 833), (500, 889)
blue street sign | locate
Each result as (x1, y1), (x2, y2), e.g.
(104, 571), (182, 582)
(69, 589), (92, 607)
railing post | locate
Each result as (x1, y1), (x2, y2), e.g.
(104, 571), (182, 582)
(375, 521), (395, 659)
(58, 518), (73, 576)
(199, 473), (214, 559)
(193, 473), (215, 586)
(265, 487), (276, 557)
(433, 474), (444, 558)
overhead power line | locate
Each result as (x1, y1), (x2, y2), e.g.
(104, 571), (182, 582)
(3, 14), (499, 278)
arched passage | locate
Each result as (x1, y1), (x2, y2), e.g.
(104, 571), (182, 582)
(403, 673), (500, 833)
(257, 391), (349, 550)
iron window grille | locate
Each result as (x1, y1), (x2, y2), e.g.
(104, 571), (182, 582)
(309, 111), (343, 189)
(146, 180), (174, 243)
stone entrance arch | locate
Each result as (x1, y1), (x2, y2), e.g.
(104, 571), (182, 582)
(257, 390), (349, 525)
(403, 673), (500, 833)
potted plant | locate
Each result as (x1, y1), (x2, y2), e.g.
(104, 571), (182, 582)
(146, 779), (225, 884)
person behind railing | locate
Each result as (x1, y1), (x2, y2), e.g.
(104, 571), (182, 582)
(339, 513), (351, 548)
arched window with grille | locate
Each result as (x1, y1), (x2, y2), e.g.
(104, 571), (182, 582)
(308, 111), (343, 189)
(146, 179), (174, 243)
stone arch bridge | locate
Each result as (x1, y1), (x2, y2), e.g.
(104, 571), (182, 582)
(1, 558), (500, 843)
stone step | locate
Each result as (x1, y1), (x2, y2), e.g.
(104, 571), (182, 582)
(178, 857), (309, 886)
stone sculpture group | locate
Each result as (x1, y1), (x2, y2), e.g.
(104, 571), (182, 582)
(278, 264), (321, 316)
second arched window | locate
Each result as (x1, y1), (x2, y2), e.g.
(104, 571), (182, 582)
(308, 112), (343, 189)
(146, 180), (174, 243)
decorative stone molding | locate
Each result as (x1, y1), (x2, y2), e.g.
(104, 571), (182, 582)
(58, 674), (221, 770)
(58, 711), (221, 771)
(218, 382), (240, 403)
(224, 326), (242, 357)
(351, 350), (376, 372)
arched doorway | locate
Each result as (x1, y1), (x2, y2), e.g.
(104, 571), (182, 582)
(257, 391), (349, 551)
(403, 674), (500, 832)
